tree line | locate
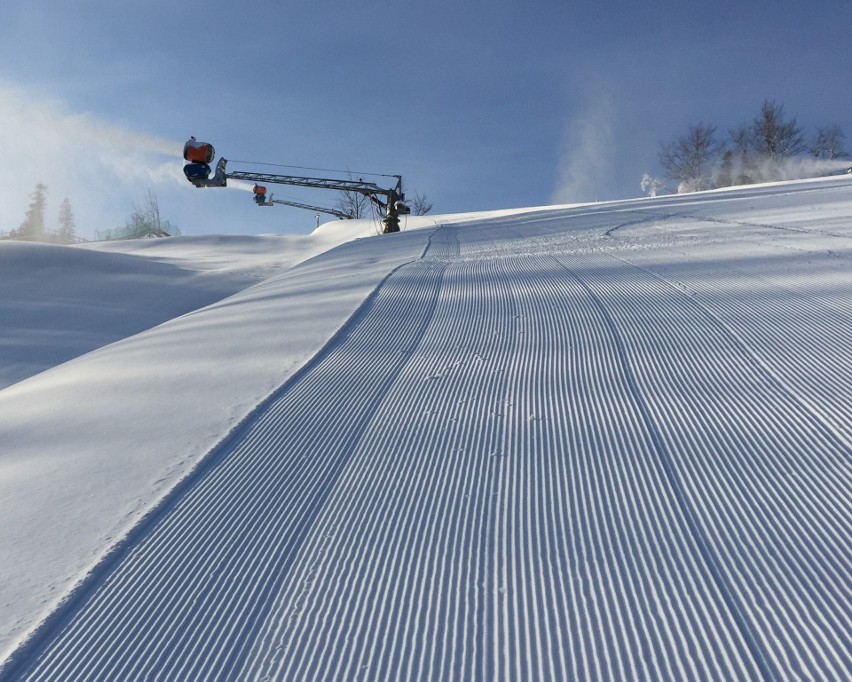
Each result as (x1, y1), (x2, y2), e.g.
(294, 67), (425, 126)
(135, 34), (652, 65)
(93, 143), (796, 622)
(3, 182), (430, 244)
(653, 99), (848, 194)
(2, 184), (80, 244)
(3, 187), (184, 243)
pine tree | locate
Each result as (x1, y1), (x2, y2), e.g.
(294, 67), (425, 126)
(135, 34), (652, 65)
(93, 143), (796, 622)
(58, 198), (77, 244)
(18, 184), (48, 241)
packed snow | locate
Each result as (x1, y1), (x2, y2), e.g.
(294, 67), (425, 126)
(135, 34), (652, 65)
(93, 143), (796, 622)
(1, 177), (851, 679)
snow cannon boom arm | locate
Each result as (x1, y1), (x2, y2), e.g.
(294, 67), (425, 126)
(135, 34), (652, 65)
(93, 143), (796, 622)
(251, 185), (351, 219)
(182, 139), (409, 232)
(222, 163), (409, 232)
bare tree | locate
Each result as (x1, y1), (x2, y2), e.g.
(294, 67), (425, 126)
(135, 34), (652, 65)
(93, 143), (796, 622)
(333, 171), (372, 219)
(728, 124), (756, 184)
(657, 102), (847, 191)
(750, 99), (806, 160)
(411, 192), (433, 215)
(125, 191), (170, 237)
(811, 125), (847, 160)
(714, 150), (735, 187)
(334, 189), (370, 219)
(658, 123), (723, 192)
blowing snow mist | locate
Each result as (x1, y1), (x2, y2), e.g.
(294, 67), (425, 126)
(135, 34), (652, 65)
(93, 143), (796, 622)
(0, 82), (183, 238)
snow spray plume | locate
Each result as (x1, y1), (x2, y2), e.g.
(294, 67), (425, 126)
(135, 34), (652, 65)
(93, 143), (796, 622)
(551, 91), (616, 204)
(641, 173), (664, 197)
(226, 180), (258, 192)
(704, 155), (851, 192)
(753, 156), (852, 181)
(0, 81), (186, 237)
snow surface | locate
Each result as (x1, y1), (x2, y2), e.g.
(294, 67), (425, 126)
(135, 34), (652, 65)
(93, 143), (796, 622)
(1, 178), (851, 679)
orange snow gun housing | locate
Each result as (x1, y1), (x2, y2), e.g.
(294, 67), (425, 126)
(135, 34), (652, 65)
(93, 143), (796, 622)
(183, 138), (215, 164)
(253, 184), (269, 205)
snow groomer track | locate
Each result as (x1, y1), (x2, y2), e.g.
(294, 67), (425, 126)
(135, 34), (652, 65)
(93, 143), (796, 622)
(8, 183), (852, 680)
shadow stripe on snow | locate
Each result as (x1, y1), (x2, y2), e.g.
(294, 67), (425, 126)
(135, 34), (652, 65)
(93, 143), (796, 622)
(551, 256), (776, 681)
(0, 227), (450, 681)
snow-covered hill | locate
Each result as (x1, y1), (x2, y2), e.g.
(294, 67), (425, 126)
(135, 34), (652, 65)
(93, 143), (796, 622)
(1, 177), (851, 679)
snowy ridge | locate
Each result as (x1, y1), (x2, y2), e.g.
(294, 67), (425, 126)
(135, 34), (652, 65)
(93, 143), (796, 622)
(2, 178), (851, 680)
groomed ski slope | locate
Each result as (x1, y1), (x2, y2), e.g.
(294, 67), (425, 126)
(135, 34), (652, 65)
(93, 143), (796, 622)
(3, 178), (852, 680)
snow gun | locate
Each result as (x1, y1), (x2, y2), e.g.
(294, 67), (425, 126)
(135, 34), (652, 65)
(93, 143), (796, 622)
(183, 137), (409, 233)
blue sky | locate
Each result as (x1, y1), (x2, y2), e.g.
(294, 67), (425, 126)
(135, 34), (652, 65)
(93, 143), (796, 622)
(1, 1), (850, 237)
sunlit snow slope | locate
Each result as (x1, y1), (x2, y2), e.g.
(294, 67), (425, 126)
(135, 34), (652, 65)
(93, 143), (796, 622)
(2, 177), (852, 680)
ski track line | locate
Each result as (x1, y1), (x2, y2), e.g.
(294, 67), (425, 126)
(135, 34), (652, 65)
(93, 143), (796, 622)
(549, 253), (774, 680)
(459, 217), (850, 680)
(258, 238), (523, 680)
(557, 247), (852, 679)
(5, 212), (852, 681)
(612, 246), (852, 612)
(537, 209), (850, 679)
(676, 210), (852, 242)
(620, 242), (852, 453)
(1, 227), (448, 681)
(245, 220), (762, 681)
